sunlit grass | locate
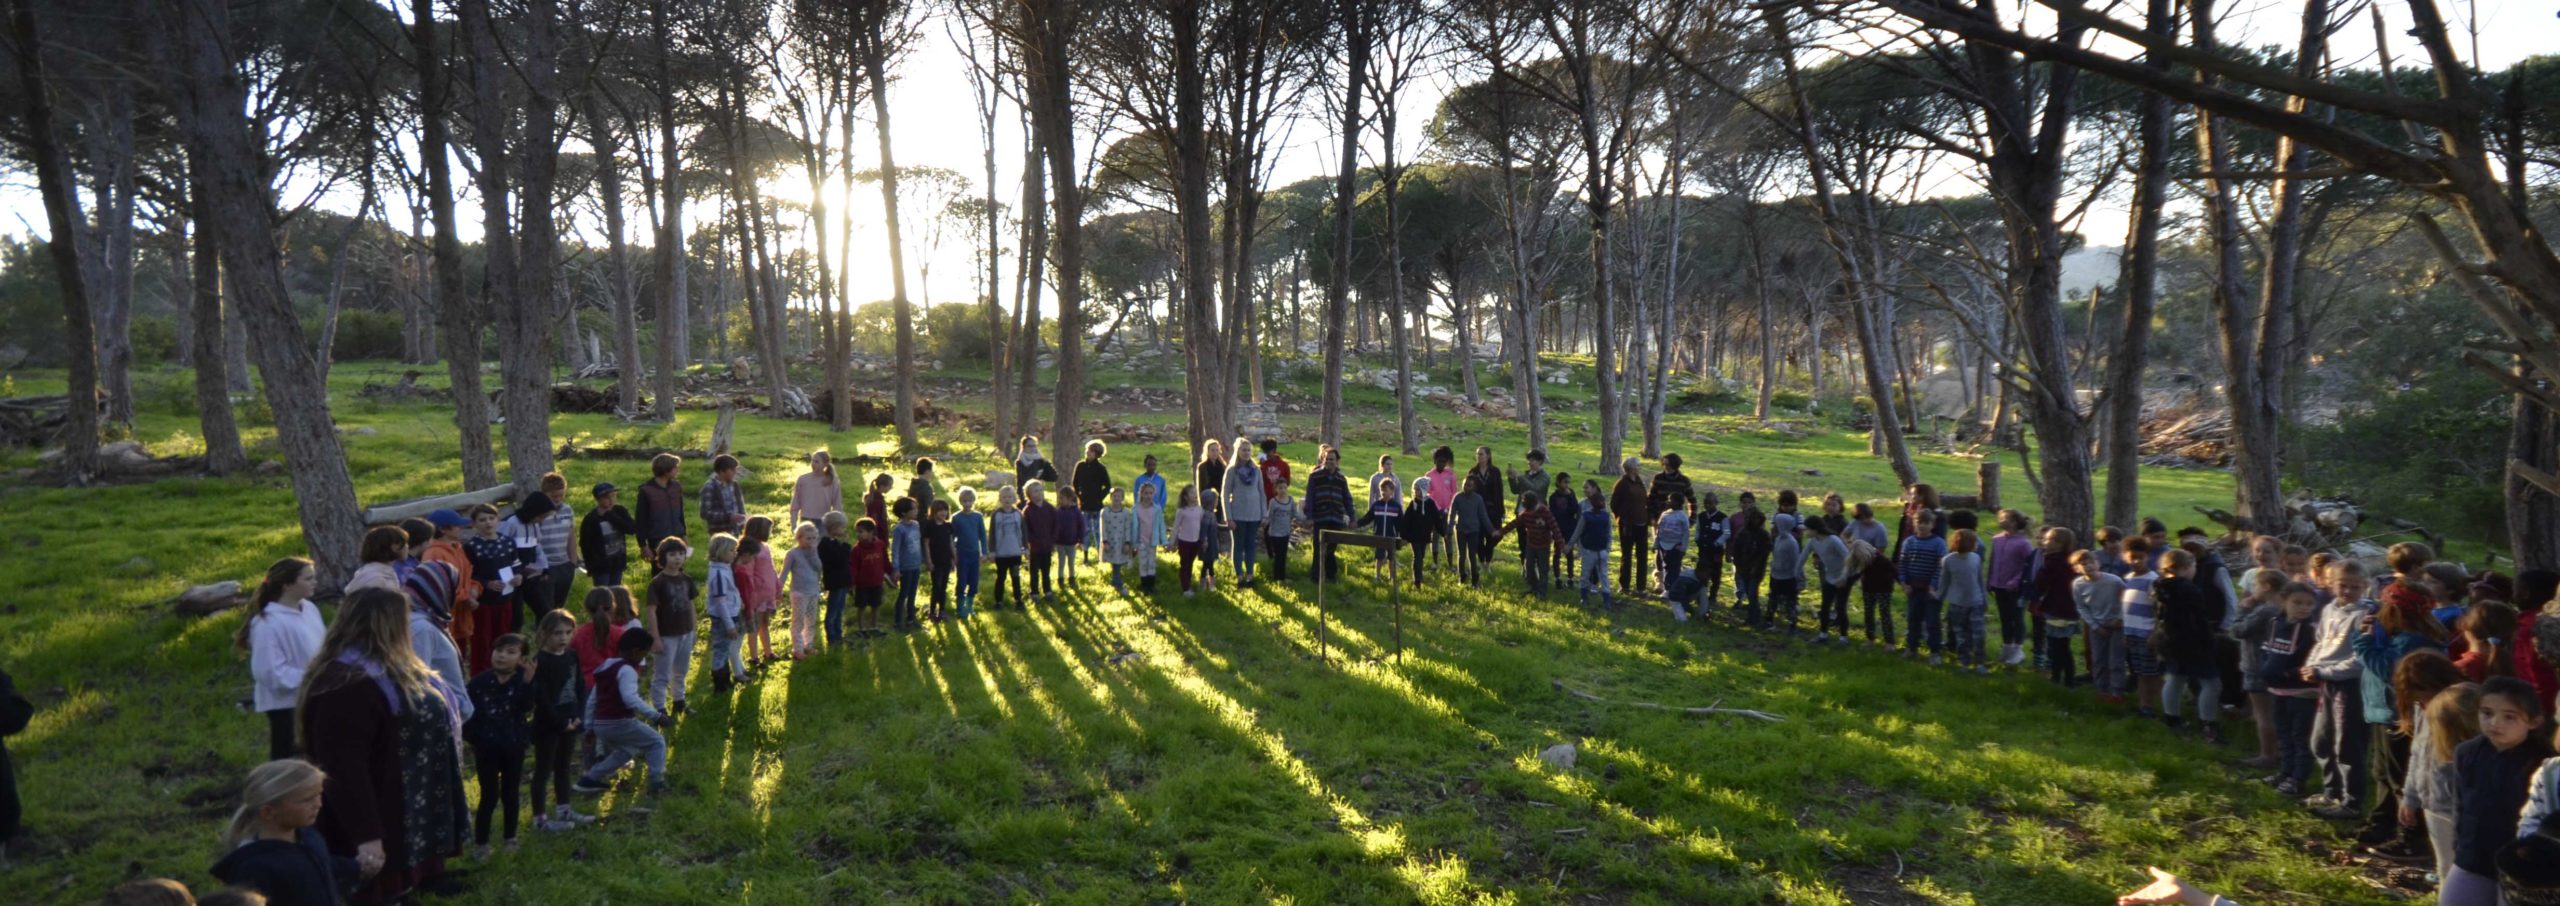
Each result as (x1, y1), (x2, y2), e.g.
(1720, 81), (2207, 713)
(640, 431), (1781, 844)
(0, 359), (2404, 903)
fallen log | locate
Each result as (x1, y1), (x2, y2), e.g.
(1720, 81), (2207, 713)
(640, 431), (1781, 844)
(362, 484), (516, 526)
(556, 444), (714, 462)
(1552, 679), (1785, 723)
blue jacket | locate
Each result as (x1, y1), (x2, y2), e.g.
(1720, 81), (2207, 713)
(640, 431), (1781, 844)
(892, 521), (925, 573)
(2355, 625), (2445, 724)
(953, 511), (986, 559)
(1573, 505), (1612, 552)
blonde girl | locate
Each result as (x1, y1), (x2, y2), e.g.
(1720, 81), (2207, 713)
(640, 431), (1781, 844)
(784, 521), (824, 657)
(740, 516), (781, 667)
(2402, 683), (2483, 881)
(240, 557), (322, 759)
(210, 759), (338, 900)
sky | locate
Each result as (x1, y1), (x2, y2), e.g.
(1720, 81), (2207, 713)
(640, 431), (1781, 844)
(0, 0), (2548, 315)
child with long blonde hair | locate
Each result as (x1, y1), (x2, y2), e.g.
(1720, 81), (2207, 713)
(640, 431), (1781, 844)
(703, 534), (745, 692)
(210, 759), (348, 903)
(783, 521), (824, 657)
(2401, 682), (2483, 882)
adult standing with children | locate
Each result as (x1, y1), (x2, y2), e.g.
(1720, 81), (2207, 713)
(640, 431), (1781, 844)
(1610, 458), (1650, 596)
(789, 451), (845, 530)
(1222, 436), (1265, 587)
(1073, 441), (1112, 566)
(298, 587), (472, 902)
(1647, 453), (1694, 587)
(1305, 445), (1354, 581)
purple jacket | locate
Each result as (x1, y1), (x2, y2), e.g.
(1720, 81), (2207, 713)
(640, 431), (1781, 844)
(1024, 501), (1061, 553)
(1987, 532), (2036, 591)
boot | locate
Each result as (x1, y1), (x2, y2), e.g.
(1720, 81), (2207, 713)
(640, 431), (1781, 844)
(711, 667), (732, 694)
(2202, 722), (2226, 746)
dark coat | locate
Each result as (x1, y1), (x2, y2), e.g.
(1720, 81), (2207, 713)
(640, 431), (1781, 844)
(211, 826), (355, 906)
(0, 666), (29, 843)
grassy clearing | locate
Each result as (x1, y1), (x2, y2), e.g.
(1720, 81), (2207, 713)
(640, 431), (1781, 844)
(0, 360), (2386, 903)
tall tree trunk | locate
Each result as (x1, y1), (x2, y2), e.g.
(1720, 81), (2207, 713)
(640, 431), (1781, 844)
(1012, 130), (1046, 439)
(83, 79), (139, 427)
(164, 0), (364, 586)
(1557, 11), (1622, 468)
(975, 55), (1007, 445)
(410, 0), (497, 488)
(863, 17), (921, 448)
(181, 207), (246, 474)
(2100, 0), (2172, 532)
(2507, 369), (2560, 571)
(650, 0), (688, 422)
(1025, 0), (1084, 450)
(12, 0), (98, 479)
(463, 0), (560, 489)
(1319, 0), (1367, 445)
(2194, 0), (2303, 537)
(1762, 7), (1918, 487)
(583, 92), (644, 415)
(1172, 0), (1228, 448)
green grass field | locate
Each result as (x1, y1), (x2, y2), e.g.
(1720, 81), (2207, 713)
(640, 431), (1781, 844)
(0, 360), (2403, 903)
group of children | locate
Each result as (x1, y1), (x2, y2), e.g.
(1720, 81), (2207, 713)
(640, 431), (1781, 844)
(202, 438), (2560, 905)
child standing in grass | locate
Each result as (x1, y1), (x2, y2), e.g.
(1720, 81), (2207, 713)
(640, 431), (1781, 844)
(2402, 682), (2483, 882)
(2259, 582), (2325, 794)
(740, 517), (780, 669)
(1655, 499), (1691, 600)
(1852, 503), (1895, 646)
(2076, 550), (2130, 701)
(784, 522), (823, 656)
(1054, 490), (1085, 588)
(239, 557), (322, 759)
(645, 539), (696, 715)
(528, 610), (593, 832)
(1023, 480), (1060, 604)
(699, 455), (746, 538)
(1575, 480), (1614, 609)
(574, 629), (672, 796)
(1498, 494), (1559, 598)
(891, 499), (923, 631)
(2119, 538), (2164, 716)
(634, 453), (686, 573)
(954, 488), (986, 617)
(1693, 492), (1728, 611)
(1102, 489), (1137, 594)
(465, 634), (534, 859)
(851, 517), (889, 636)
(864, 473), (893, 537)
(1198, 489), (1226, 594)
(2234, 568), (2291, 763)
(1988, 510), (2035, 668)
(1896, 511), (1948, 665)
(1939, 529), (1989, 673)
(1728, 508), (1772, 627)
(1176, 486), (1209, 595)
(1807, 516), (1852, 645)
(2154, 548), (2227, 741)
(818, 513), (853, 645)
(1135, 482), (1165, 594)
(925, 500), (955, 622)
(2032, 528), (2082, 685)
(1264, 486), (1296, 583)
(2444, 677), (2553, 905)
(704, 535), (745, 692)
(1453, 475), (1493, 587)
(1548, 473), (1578, 585)
(1393, 478), (1433, 582)
(1769, 513), (1805, 633)
(990, 487), (1025, 608)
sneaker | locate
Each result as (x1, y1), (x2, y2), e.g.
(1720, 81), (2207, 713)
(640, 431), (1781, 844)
(2273, 778), (2303, 796)
(503, 838), (522, 854)
(571, 777), (610, 795)
(554, 805), (597, 824)
(2301, 792), (2339, 809)
(1928, 654), (1943, 667)
(531, 816), (573, 833)
(2312, 803), (2365, 821)
(2365, 839), (2428, 864)
(473, 844), (493, 861)
(671, 700), (688, 717)
(2002, 644), (2026, 666)
(1815, 632), (1831, 643)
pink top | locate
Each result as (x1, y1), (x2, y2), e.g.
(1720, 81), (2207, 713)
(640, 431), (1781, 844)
(743, 546), (781, 608)
(1175, 506), (1207, 544)
(1426, 467), (1457, 512)
(791, 471), (844, 527)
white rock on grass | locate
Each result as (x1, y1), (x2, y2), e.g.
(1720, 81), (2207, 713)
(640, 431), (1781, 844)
(1539, 742), (1577, 771)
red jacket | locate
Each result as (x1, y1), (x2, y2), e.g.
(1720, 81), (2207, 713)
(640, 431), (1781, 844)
(850, 538), (890, 589)
(1260, 455), (1290, 503)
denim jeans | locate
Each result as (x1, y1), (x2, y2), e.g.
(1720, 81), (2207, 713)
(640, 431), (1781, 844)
(1903, 589), (1942, 655)
(708, 618), (744, 677)
(956, 554), (981, 604)
(2273, 693), (2317, 785)
(2313, 679), (2369, 806)
(896, 570), (921, 627)
(652, 631), (693, 709)
(824, 588), (848, 643)
(1579, 547), (1611, 605)
(582, 718), (666, 784)
(1947, 601), (1987, 666)
(2089, 626), (2127, 695)
(1231, 519), (1260, 580)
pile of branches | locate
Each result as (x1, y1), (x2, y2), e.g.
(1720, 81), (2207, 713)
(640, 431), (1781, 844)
(2139, 408), (2233, 468)
(0, 395), (73, 447)
(802, 388), (950, 427)
(550, 384), (621, 414)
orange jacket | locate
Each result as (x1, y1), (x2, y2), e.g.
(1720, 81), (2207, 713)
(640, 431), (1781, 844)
(424, 538), (479, 640)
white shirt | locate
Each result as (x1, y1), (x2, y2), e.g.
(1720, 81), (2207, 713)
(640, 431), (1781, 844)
(247, 600), (327, 712)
